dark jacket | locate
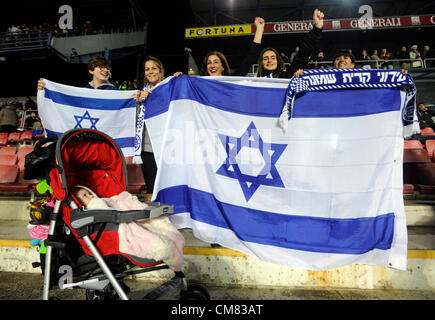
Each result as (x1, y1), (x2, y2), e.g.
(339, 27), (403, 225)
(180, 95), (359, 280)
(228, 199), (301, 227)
(85, 81), (118, 90)
(231, 26), (322, 78)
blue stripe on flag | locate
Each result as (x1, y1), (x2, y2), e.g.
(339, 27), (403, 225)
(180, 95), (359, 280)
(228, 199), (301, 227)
(156, 185), (395, 254)
(44, 88), (136, 110)
(45, 129), (134, 148)
(145, 75), (402, 119)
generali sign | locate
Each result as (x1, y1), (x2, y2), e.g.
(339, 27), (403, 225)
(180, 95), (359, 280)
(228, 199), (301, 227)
(185, 14), (435, 38)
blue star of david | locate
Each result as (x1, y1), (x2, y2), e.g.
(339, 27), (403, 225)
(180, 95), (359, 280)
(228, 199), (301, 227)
(216, 121), (287, 202)
(74, 110), (99, 130)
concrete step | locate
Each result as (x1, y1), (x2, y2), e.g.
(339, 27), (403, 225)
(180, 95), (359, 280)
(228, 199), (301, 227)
(0, 198), (434, 291)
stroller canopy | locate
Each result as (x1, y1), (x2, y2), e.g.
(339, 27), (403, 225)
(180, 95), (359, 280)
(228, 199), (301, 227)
(49, 129), (127, 201)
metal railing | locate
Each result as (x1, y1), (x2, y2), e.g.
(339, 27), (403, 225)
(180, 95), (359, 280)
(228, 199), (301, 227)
(16, 109), (42, 131)
(0, 30), (51, 52)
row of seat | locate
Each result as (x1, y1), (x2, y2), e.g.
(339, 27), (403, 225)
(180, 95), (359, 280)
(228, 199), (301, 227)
(0, 151), (147, 194)
(403, 138), (435, 194)
(0, 145), (38, 191)
(0, 130), (39, 146)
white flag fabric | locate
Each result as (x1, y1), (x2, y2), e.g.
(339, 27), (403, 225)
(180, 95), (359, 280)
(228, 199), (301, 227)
(37, 79), (137, 156)
(142, 72), (415, 271)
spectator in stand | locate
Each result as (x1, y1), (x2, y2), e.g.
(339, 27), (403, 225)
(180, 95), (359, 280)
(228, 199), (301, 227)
(23, 96), (36, 110)
(371, 49), (380, 68)
(359, 49), (371, 69)
(0, 104), (18, 133)
(313, 51), (325, 69)
(280, 52), (290, 64)
(396, 46), (410, 69)
(25, 111), (41, 129)
(422, 45), (433, 68)
(417, 102), (435, 131)
(380, 49), (394, 69)
(118, 81), (128, 90)
(85, 21), (94, 35)
(409, 45), (422, 68)
(290, 46), (299, 63)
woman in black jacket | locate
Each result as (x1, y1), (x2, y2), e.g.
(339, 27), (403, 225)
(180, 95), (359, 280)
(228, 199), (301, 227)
(256, 8), (324, 78)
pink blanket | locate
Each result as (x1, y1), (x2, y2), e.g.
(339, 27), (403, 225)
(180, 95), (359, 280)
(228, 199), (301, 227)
(87, 191), (184, 271)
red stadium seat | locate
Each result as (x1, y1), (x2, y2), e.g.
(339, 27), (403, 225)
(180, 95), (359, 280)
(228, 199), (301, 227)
(16, 146), (35, 172)
(403, 148), (430, 163)
(420, 127), (435, 135)
(0, 133), (8, 146)
(127, 164), (146, 194)
(0, 164), (19, 183)
(17, 146), (34, 160)
(0, 154), (18, 165)
(403, 184), (415, 194)
(20, 130), (33, 142)
(8, 132), (22, 143)
(404, 140), (424, 149)
(425, 140), (435, 159)
(0, 146), (17, 155)
(416, 162), (435, 185)
(415, 184), (435, 194)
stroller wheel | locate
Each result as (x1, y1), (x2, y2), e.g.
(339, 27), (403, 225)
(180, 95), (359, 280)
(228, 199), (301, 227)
(179, 291), (208, 300)
(85, 289), (114, 300)
(182, 283), (211, 300)
(85, 282), (130, 300)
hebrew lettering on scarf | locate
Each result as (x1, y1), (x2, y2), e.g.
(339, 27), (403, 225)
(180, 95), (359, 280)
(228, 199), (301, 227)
(279, 69), (417, 135)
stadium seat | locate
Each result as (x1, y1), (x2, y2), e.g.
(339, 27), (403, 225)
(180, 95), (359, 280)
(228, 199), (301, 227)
(0, 146), (17, 155)
(403, 184), (415, 195)
(404, 139), (424, 149)
(126, 164), (146, 194)
(420, 127), (435, 135)
(415, 184), (435, 194)
(425, 140), (435, 159)
(17, 146), (34, 160)
(16, 146), (34, 172)
(20, 130), (33, 143)
(0, 133), (8, 146)
(416, 162), (435, 185)
(0, 164), (19, 183)
(403, 148), (431, 163)
(17, 171), (39, 187)
(7, 132), (23, 143)
(0, 154), (18, 165)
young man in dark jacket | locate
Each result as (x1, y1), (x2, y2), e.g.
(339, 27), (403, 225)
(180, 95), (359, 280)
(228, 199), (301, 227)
(37, 56), (117, 90)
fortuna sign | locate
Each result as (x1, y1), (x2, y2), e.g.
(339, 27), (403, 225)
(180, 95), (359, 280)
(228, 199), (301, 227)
(185, 14), (435, 38)
(185, 25), (251, 38)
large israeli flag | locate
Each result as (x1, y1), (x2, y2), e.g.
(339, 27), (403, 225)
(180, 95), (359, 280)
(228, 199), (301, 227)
(145, 72), (416, 271)
(37, 79), (137, 156)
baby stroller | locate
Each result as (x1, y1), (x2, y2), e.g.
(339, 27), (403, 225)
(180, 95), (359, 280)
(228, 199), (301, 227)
(26, 128), (210, 300)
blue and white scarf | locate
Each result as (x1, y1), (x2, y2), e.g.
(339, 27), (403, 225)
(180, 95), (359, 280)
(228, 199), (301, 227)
(133, 83), (151, 164)
(279, 68), (418, 136)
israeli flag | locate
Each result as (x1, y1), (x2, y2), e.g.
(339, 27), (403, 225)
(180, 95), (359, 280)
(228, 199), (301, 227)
(145, 73), (414, 271)
(37, 79), (137, 156)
